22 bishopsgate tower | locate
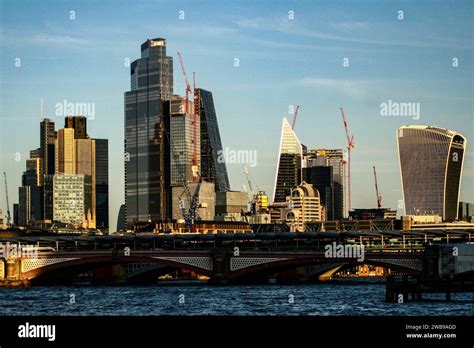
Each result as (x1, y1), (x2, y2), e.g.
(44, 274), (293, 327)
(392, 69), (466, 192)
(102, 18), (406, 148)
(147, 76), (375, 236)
(125, 38), (174, 226)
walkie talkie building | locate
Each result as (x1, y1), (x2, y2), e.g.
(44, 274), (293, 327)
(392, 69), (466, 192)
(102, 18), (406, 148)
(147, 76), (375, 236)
(397, 125), (467, 221)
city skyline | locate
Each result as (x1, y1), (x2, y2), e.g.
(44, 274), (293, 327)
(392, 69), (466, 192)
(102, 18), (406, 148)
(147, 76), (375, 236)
(1, 1), (473, 230)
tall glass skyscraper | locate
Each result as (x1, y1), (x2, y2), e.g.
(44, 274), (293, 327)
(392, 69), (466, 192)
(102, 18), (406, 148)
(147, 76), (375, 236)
(124, 38), (173, 226)
(397, 125), (467, 221)
(273, 118), (303, 203)
(95, 139), (109, 230)
(195, 88), (229, 192)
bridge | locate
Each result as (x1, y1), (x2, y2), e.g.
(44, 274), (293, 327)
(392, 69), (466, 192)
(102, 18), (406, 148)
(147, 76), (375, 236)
(0, 230), (472, 286)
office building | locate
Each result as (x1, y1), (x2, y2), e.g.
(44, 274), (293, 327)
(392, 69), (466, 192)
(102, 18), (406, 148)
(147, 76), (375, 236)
(215, 191), (248, 221)
(284, 182), (322, 232)
(65, 116), (87, 139)
(125, 38), (173, 226)
(303, 149), (345, 220)
(273, 118), (303, 203)
(166, 97), (200, 185)
(40, 118), (55, 176)
(18, 186), (31, 226)
(195, 88), (230, 192)
(56, 128), (76, 174)
(397, 125), (467, 221)
(53, 174), (93, 228)
(75, 138), (96, 228)
(458, 201), (473, 222)
(95, 139), (109, 229)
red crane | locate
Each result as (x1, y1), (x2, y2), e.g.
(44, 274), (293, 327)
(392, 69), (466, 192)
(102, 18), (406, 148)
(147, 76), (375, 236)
(177, 52), (198, 181)
(373, 166), (382, 209)
(291, 105), (300, 129)
(177, 51), (191, 114)
(340, 107), (355, 215)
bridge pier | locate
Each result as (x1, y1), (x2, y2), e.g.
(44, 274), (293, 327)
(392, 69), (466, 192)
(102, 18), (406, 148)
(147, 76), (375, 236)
(209, 249), (231, 285)
(0, 259), (29, 287)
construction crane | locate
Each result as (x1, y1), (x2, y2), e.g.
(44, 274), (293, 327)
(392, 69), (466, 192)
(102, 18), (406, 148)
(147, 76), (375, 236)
(177, 52), (198, 182)
(340, 107), (355, 214)
(243, 165), (254, 195)
(177, 52), (191, 113)
(291, 105), (300, 129)
(373, 166), (383, 209)
(3, 172), (11, 227)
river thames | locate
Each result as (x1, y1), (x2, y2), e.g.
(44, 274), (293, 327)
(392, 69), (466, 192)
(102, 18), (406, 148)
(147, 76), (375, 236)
(0, 279), (472, 316)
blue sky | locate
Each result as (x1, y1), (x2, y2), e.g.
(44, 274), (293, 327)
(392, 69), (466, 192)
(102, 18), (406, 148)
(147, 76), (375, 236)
(1, 0), (472, 230)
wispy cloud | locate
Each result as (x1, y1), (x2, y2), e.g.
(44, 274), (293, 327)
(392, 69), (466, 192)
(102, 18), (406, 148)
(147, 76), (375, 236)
(232, 16), (470, 49)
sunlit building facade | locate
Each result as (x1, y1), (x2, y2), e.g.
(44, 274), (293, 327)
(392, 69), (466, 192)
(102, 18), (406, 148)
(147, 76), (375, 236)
(397, 125), (467, 221)
(125, 38), (174, 226)
(273, 118), (302, 203)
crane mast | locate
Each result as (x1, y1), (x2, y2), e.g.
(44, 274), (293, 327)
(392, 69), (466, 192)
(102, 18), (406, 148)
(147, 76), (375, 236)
(3, 172), (11, 227)
(291, 105), (300, 129)
(373, 166), (383, 209)
(177, 52), (198, 182)
(340, 107), (355, 215)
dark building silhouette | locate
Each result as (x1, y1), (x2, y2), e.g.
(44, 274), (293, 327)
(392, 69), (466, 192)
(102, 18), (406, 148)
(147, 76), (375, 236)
(116, 204), (126, 232)
(124, 38), (174, 226)
(95, 139), (109, 229)
(303, 166), (335, 220)
(65, 116), (87, 139)
(195, 88), (229, 192)
(40, 118), (55, 176)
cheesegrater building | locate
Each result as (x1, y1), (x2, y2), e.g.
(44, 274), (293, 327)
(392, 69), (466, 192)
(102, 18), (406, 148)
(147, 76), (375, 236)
(397, 125), (467, 221)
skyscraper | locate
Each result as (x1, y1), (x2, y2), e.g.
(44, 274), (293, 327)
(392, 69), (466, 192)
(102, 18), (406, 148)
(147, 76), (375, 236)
(40, 118), (55, 176)
(303, 165), (334, 221)
(303, 149), (344, 220)
(273, 118), (303, 203)
(397, 125), (467, 221)
(65, 116), (87, 139)
(95, 139), (109, 230)
(195, 88), (230, 192)
(167, 97), (200, 185)
(76, 138), (96, 228)
(124, 38), (173, 226)
(56, 128), (76, 174)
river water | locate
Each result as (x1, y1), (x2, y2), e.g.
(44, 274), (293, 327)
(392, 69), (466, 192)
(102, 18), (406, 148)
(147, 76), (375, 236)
(0, 280), (472, 316)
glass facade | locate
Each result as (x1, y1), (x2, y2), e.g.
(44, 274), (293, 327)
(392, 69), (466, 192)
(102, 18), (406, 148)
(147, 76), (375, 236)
(273, 118), (302, 203)
(195, 88), (229, 192)
(65, 116), (87, 139)
(303, 149), (344, 220)
(40, 118), (55, 176)
(168, 98), (200, 185)
(95, 138), (109, 229)
(125, 38), (174, 226)
(397, 126), (467, 221)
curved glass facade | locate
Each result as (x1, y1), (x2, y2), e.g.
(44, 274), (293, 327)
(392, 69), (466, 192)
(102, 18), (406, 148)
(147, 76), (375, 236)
(397, 126), (466, 221)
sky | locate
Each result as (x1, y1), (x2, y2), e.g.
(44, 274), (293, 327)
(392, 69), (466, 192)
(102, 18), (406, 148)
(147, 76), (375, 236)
(0, 0), (472, 231)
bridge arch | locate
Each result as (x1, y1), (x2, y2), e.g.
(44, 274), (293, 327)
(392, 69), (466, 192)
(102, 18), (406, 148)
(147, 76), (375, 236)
(228, 256), (421, 283)
(21, 255), (213, 284)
